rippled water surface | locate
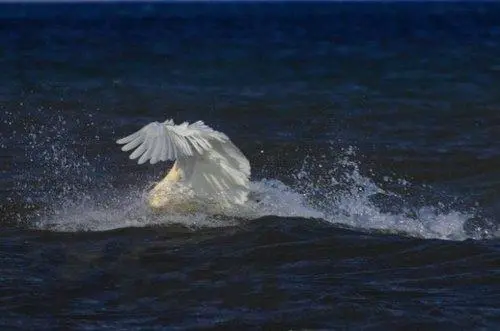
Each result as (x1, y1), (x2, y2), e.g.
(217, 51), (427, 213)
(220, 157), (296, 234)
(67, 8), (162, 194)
(1, 1), (500, 329)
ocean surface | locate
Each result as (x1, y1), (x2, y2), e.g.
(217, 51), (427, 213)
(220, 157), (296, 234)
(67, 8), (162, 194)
(1, 1), (500, 329)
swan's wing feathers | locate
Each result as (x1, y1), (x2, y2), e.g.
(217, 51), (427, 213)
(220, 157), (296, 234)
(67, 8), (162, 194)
(168, 120), (227, 152)
(116, 120), (226, 165)
(176, 139), (251, 205)
(117, 119), (251, 205)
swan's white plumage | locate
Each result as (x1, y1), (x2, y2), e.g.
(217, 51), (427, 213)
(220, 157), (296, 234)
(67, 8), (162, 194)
(116, 119), (250, 208)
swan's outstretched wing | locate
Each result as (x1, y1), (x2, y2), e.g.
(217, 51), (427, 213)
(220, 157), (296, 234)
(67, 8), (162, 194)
(116, 120), (227, 165)
(117, 119), (251, 205)
(177, 140), (251, 205)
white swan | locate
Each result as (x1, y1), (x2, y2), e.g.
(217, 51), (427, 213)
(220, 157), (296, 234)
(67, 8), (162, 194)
(116, 119), (251, 212)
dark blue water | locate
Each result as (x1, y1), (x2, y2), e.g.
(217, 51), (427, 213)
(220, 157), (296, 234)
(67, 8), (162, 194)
(1, 1), (500, 329)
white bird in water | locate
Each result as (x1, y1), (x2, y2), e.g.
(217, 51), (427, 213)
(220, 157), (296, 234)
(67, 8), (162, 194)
(116, 119), (251, 212)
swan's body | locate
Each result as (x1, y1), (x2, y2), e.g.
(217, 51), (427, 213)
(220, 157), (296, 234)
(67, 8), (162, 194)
(116, 119), (250, 212)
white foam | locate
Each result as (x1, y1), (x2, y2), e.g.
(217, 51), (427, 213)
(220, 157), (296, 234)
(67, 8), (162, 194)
(288, 148), (476, 240)
(33, 189), (238, 232)
(33, 179), (321, 232)
(16, 114), (487, 240)
(32, 170), (477, 240)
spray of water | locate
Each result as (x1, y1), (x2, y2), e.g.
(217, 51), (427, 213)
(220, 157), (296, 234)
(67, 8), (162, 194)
(7, 111), (496, 240)
(288, 147), (483, 240)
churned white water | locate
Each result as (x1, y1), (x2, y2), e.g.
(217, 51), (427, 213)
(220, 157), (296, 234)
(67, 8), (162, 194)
(9, 111), (490, 240)
(29, 148), (479, 240)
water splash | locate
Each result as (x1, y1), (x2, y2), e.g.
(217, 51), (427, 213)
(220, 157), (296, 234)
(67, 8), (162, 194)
(32, 189), (239, 232)
(31, 146), (492, 240)
(288, 146), (494, 240)
(7, 112), (495, 240)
